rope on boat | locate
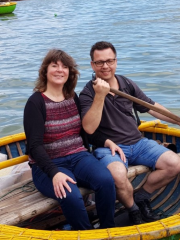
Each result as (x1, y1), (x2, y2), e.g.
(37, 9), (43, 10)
(0, 181), (35, 201)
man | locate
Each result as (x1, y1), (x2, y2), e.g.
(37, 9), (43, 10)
(79, 41), (180, 225)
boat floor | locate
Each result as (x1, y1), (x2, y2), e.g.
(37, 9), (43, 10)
(115, 210), (137, 227)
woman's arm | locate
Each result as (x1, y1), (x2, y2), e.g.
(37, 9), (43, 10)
(24, 97), (76, 198)
(24, 98), (59, 179)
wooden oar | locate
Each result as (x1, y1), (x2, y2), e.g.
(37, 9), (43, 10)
(110, 88), (180, 123)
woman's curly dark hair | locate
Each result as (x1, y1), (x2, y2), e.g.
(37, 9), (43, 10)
(34, 49), (79, 99)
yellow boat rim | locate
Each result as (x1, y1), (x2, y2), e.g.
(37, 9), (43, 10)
(0, 214), (180, 240)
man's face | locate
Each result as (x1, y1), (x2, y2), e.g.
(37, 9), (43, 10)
(91, 48), (117, 82)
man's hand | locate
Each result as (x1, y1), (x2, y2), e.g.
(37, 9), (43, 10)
(93, 78), (110, 97)
(52, 172), (76, 199)
(104, 139), (126, 163)
(82, 78), (110, 134)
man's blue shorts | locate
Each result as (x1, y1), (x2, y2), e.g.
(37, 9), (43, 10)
(93, 138), (169, 170)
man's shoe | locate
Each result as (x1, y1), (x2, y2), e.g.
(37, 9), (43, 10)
(136, 199), (160, 222)
(129, 210), (143, 225)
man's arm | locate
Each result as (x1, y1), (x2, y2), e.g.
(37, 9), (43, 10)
(82, 78), (110, 134)
(148, 102), (180, 126)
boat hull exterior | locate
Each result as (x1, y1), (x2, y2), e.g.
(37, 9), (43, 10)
(0, 2), (16, 15)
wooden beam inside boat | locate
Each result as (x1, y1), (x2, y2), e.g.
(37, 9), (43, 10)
(0, 165), (150, 226)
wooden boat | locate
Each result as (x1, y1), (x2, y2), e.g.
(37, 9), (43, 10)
(1, 120), (180, 240)
(0, 2), (16, 15)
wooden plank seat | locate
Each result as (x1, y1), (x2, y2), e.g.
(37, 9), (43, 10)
(0, 165), (150, 226)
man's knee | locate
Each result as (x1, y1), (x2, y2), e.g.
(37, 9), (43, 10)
(107, 162), (128, 186)
(169, 155), (180, 176)
(156, 151), (180, 176)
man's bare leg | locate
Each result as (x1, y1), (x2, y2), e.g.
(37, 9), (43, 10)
(107, 161), (143, 224)
(143, 151), (180, 193)
(107, 161), (133, 207)
(134, 151), (180, 222)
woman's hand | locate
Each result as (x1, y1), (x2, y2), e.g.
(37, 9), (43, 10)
(104, 139), (126, 163)
(52, 172), (76, 199)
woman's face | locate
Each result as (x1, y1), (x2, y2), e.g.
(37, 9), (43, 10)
(47, 61), (69, 87)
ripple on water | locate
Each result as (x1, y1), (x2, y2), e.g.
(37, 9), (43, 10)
(0, 0), (180, 136)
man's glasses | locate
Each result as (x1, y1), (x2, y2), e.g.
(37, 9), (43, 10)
(92, 58), (116, 67)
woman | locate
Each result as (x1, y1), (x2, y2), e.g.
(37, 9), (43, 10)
(23, 49), (116, 230)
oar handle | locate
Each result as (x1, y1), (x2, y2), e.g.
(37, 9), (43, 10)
(110, 88), (180, 123)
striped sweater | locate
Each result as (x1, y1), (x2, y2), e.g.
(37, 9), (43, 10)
(42, 93), (86, 158)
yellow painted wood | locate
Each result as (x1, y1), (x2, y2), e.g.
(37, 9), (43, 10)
(0, 214), (180, 239)
(138, 119), (161, 130)
(142, 126), (180, 137)
(0, 133), (26, 146)
(0, 155), (28, 169)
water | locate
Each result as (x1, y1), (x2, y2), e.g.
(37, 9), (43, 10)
(0, 0), (180, 137)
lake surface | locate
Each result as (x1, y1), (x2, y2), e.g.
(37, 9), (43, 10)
(0, 0), (180, 137)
